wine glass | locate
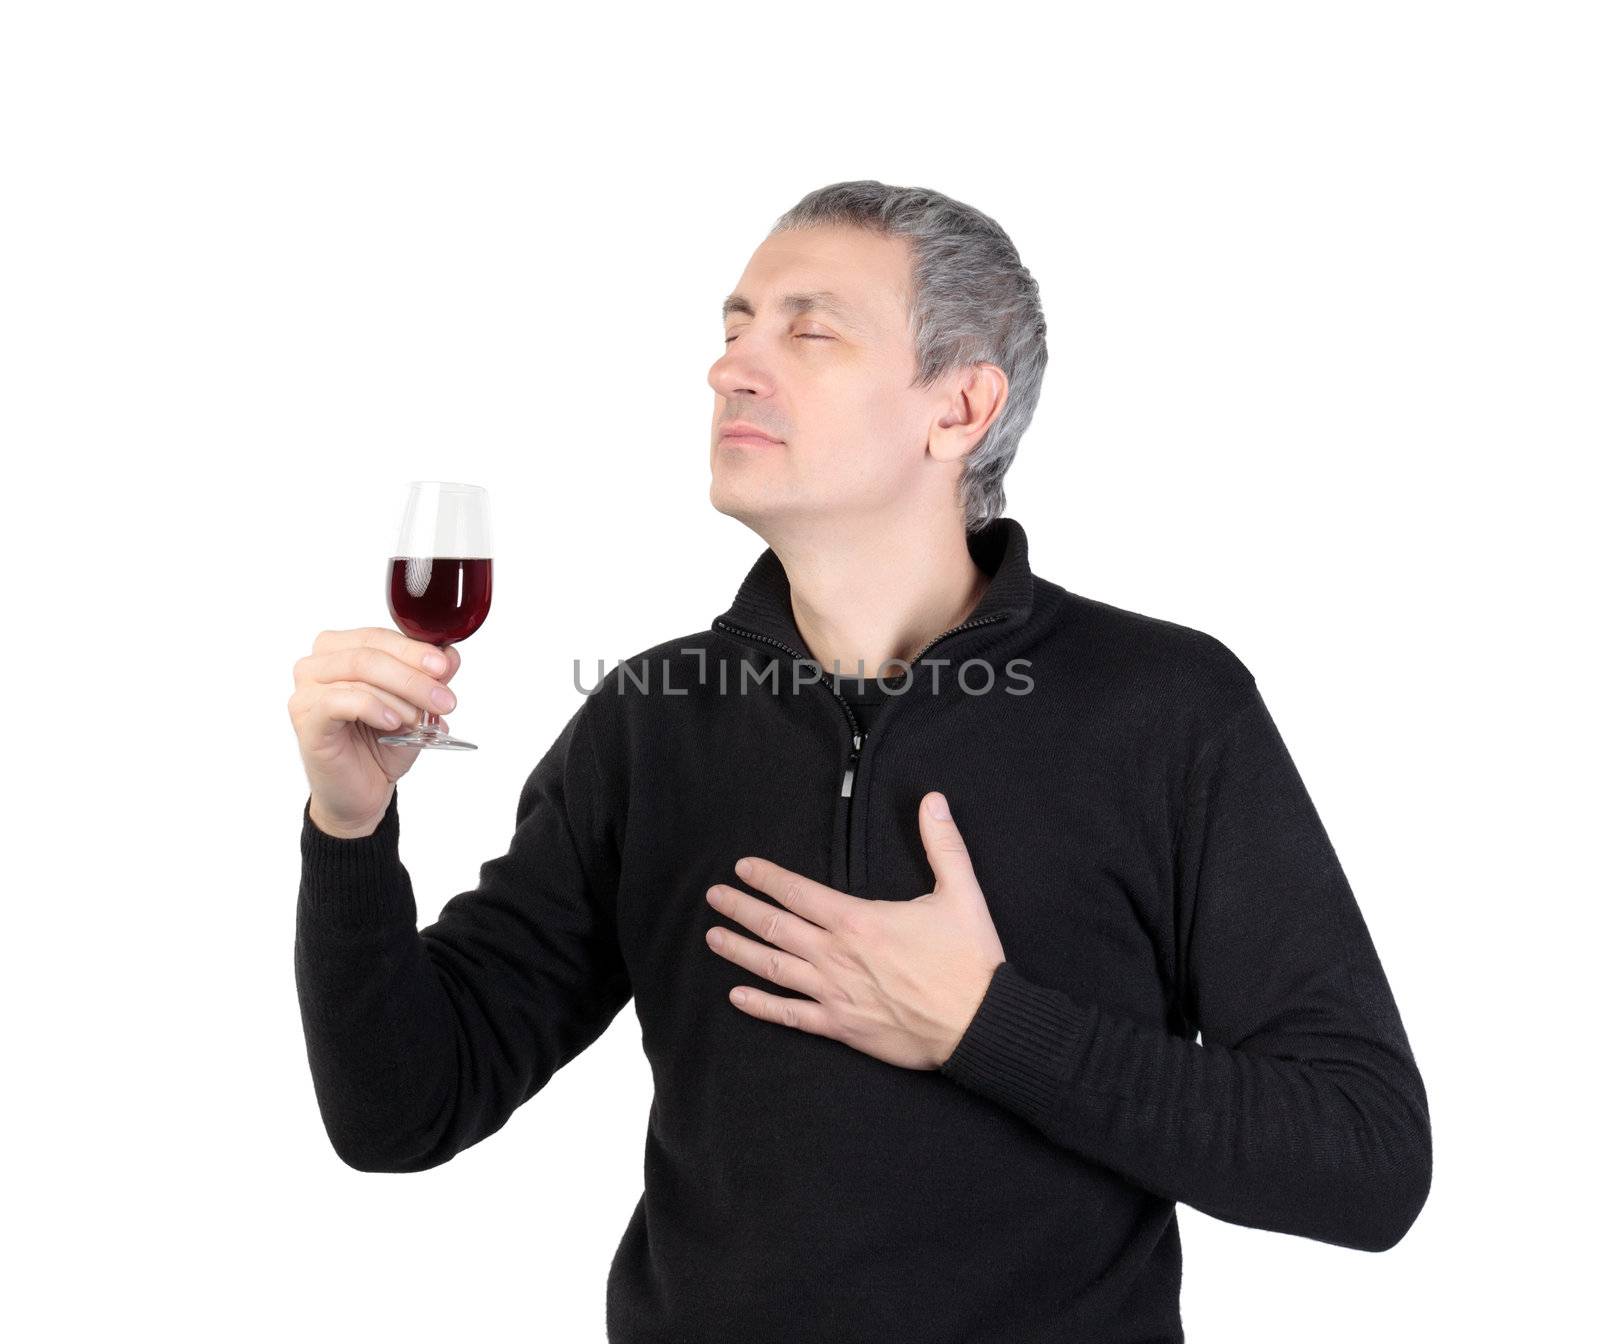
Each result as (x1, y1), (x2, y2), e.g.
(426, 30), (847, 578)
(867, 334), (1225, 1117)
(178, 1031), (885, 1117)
(376, 481), (493, 751)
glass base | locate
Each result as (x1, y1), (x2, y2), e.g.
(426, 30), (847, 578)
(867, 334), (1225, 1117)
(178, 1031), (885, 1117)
(377, 721), (477, 750)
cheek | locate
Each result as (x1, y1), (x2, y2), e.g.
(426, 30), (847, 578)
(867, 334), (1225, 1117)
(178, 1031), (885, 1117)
(817, 430), (918, 495)
(850, 385), (922, 456)
(797, 367), (921, 479)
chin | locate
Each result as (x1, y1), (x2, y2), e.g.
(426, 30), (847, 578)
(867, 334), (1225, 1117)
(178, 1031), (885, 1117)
(708, 477), (787, 530)
(708, 478), (751, 522)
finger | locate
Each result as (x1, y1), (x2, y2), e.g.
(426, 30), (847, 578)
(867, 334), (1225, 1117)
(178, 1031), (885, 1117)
(304, 685), (414, 742)
(300, 644), (456, 721)
(298, 629), (454, 706)
(331, 680), (424, 728)
(732, 856), (851, 932)
(311, 626), (454, 678)
(726, 985), (834, 1037)
(705, 924), (829, 1002)
(918, 791), (978, 892)
(706, 882), (830, 962)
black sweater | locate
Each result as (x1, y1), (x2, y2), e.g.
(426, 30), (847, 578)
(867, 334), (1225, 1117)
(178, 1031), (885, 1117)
(295, 517), (1431, 1343)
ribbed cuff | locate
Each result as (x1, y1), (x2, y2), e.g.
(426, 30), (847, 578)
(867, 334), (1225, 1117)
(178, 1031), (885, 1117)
(938, 960), (1093, 1130)
(298, 787), (414, 924)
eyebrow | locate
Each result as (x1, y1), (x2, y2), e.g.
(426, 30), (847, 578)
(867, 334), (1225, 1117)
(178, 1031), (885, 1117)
(721, 289), (866, 332)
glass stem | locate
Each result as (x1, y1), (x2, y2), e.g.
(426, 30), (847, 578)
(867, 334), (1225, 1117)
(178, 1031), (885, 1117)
(421, 710), (441, 730)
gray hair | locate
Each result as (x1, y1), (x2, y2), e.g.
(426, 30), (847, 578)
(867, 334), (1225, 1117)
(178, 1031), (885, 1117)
(771, 181), (1048, 531)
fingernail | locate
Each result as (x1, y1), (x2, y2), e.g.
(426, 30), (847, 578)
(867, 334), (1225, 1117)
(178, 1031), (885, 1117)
(424, 652), (447, 674)
(432, 687), (455, 710)
(927, 792), (949, 819)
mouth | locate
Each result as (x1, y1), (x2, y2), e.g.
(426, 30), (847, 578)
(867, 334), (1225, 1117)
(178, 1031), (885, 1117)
(719, 431), (784, 447)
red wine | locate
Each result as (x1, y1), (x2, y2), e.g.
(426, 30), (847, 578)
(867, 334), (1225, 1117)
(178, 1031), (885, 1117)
(387, 556), (493, 644)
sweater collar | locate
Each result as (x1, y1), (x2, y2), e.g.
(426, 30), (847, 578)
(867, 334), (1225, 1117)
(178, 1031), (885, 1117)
(713, 516), (1036, 665)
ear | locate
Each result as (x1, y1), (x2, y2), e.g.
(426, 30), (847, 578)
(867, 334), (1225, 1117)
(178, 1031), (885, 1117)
(928, 363), (1009, 464)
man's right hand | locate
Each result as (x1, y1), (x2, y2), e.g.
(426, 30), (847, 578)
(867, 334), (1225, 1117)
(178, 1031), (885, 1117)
(288, 627), (462, 838)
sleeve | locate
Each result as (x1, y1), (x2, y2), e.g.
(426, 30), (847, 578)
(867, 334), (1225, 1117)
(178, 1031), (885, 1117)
(937, 677), (1433, 1252)
(293, 698), (633, 1173)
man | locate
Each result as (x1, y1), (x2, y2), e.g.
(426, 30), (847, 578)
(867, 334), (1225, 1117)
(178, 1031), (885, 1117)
(292, 180), (1431, 1343)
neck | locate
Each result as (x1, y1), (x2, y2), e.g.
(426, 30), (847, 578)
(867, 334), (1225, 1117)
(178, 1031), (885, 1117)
(759, 510), (990, 680)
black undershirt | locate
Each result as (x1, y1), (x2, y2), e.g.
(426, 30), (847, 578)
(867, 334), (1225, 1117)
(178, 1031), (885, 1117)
(829, 669), (908, 734)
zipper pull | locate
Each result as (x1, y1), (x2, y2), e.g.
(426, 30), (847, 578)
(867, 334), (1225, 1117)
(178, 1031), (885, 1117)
(840, 732), (863, 797)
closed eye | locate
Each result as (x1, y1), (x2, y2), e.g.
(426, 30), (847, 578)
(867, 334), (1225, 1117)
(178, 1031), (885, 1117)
(723, 334), (834, 344)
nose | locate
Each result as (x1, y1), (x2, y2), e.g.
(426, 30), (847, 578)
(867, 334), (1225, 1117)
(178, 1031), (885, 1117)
(708, 343), (771, 400)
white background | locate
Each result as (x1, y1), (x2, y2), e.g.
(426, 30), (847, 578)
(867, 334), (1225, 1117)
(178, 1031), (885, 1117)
(4, 2), (1593, 1339)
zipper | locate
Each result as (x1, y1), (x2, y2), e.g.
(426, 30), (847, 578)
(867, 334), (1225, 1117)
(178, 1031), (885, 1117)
(713, 618), (865, 795)
(841, 731), (862, 798)
(714, 608), (1011, 893)
(713, 609), (1008, 795)
(905, 611), (1006, 665)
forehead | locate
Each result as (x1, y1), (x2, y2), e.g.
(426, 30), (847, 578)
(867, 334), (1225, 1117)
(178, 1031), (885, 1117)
(723, 226), (911, 335)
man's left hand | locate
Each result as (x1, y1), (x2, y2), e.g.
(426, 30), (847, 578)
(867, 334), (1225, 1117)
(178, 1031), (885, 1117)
(704, 790), (1006, 1070)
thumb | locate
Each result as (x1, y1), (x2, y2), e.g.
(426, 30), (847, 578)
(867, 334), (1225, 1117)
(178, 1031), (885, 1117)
(918, 791), (978, 894)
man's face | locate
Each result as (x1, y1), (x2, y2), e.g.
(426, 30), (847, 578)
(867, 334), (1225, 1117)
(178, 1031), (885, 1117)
(707, 224), (933, 530)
